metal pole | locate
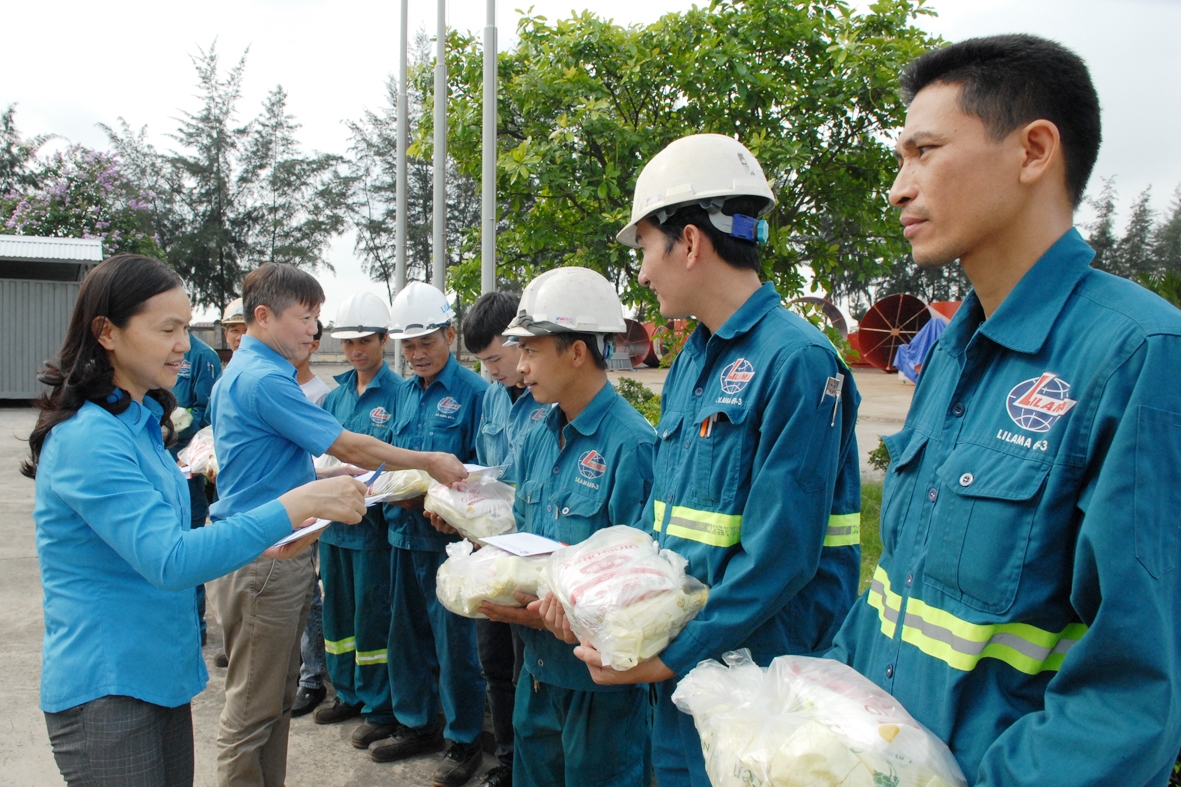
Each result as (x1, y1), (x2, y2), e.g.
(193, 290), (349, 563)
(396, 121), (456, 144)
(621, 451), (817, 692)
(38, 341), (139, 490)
(481, 0), (496, 295)
(432, 0), (447, 293)
(394, 0), (409, 374)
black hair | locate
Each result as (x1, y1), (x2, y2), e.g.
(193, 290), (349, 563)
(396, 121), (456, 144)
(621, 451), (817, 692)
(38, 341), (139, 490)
(313, 319), (323, 342)
(23, 255), (184, 478)
(900, 34), (1101, 208)
(242, 263), (325, 324)
(464, 291), (521, 354)
(651, 195), (767, 273)
(553, 332), (608, 371)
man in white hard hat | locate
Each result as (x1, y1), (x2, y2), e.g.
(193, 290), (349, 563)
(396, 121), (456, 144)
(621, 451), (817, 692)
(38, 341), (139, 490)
(574, 134), (863, 787)
(479, 267), (656, 787)
(222, 297), (247, 352)
(305, 292), (402, 748)
(368, 281), (489, 787)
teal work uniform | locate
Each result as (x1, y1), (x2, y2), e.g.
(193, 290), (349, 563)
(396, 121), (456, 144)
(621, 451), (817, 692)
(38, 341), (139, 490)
(646, 282), (862, 787)
(475, 382), (550, 482)
(512, 383), (656, 787)
(828, 229), (1181, 785)
(383, 354), (488, 747)
(169, 334), (222, 635)
(318, 363), (398, 724)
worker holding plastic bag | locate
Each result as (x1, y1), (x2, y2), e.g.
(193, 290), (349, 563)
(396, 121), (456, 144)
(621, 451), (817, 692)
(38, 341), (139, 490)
(477, 267), (657, 787)
(574, 135), (863, 787)
(436, 540), (547, 618)
(671, 650), (966, 787)
(424, 466), (516, 542)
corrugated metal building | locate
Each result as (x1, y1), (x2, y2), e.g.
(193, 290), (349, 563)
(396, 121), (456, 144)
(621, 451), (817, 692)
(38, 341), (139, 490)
(0, 237), (104, 399)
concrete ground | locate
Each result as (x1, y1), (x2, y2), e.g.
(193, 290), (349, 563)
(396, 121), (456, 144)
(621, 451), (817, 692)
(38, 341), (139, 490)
(0, 365), (912, 787)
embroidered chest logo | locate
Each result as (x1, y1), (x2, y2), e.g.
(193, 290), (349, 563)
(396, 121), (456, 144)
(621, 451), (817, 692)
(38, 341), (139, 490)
(370, 406), (391, 426)
(577, 450), (607, 480)
(530, 406), (548, 421)
(719, 358), (755, 395)
(1006, 372), (1077, 433)
(436, 396), (461, 416)
(177, 359), (192, 378)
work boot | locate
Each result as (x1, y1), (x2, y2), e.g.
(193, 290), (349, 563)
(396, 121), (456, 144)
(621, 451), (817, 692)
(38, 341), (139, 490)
(292, 685), (326, 717)
(368, 724), (444, 763)
(313, 697), (363, 725)
(213, 652), (228, 668)
(431, 741), (483, 787)
(351, 721), (399, 749)
(478, 764), (512, 787)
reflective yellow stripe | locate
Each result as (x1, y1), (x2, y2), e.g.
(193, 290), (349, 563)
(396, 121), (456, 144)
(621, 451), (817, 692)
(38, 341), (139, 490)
(867, 566), (1087, 675)
(654, 502), (742, 548)
(901, 597), (1087, 675)
(355, 648), (388, 666)
(823, 512), (860, 547)
(324, 636), (356, 656)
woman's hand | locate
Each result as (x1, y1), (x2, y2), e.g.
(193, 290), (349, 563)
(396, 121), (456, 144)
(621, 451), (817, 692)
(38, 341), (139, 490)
(262, 526), (322, 560)
(278, 475), (367, 528)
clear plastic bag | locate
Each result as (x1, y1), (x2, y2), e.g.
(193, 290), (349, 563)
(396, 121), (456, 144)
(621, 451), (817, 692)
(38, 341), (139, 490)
(171, 406), (193, 433)
(177, 426), (217, 476)
(539, 525), (709, 670)
(435, 540), (548, 618)
(369, 468), (435, 501)
(423, 469), (516, 542)
(671, 650), (967, 787)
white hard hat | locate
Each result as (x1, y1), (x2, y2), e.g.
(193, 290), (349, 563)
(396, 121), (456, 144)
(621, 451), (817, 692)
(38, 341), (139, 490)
(503, 268), (626, 344)
(221, 297), (246, 325)
(616, 133), (776, 248)
(389, 281), (455, 339)
(332, 292), (391, 339)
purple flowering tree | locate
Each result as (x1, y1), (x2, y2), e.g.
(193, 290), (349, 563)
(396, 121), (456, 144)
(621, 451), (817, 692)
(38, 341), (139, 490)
(1, 145), (164, 258)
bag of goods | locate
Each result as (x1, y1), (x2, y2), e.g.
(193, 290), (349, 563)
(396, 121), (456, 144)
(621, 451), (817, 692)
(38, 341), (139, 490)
(435, 540), (548, 618)
(314, 453), (343, 472)
(171, 406), (194, 433)
(177, 426), (218, 477)
(539, 525), (709, 670)
(424, 470), (516, 542)
(671, 650), (967, 787)
(369, 468), (435, 501)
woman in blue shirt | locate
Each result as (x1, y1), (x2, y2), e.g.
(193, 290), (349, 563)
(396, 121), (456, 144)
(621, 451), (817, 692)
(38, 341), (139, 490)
(23, 254), (367, 787)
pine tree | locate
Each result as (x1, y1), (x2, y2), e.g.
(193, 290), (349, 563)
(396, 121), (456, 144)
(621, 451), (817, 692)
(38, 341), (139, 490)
(1153, 186), (1181, 279)
(1085, 177), (1118, 273)
(1112, 188), (1156, 279)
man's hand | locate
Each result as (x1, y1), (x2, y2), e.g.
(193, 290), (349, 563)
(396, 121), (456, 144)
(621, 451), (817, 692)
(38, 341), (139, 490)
(426, 510), (459, 535)
(536, 594), (578, 644)
(479, 593), (547, 629)
(574, 642), (676, 686)
(425, 452), (467, 486)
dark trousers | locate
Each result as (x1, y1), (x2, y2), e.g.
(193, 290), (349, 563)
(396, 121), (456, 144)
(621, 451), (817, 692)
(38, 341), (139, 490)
(477, 619), (524, 768)
(45, 695), (194, 787)
(188, 475), (208, 636)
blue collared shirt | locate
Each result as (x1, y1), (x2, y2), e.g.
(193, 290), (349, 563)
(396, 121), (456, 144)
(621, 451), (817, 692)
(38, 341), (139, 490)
(475, 382), (550, 484)
(320, 363), (399, 549)
(34, 397), (291, 712)
(383, 354), (488, 551)
(514, 383), (656, 692)
(646, 282), (862, 677)
(830, 229), (1181, 785)
(169, 334), (222, 457)
(209, 335), (344, 521)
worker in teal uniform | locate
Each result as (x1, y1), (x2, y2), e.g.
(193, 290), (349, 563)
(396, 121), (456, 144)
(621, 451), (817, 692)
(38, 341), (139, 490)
(308, 292), (400, 750)
(480, 267), (656, 787)
(572, 134), (862, 787)
(169, 332), (222, 642)
(367, 282), (489, 787)
(826, 35), (1181, 786)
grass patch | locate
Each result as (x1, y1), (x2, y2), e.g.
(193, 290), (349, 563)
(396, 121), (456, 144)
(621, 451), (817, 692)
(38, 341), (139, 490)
(859, 481), (883, 594)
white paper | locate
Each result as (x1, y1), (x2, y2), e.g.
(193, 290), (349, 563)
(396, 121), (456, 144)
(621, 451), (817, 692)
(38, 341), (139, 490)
(178, 465), (192, 479)
(270, 495), (389, 549)
(481, 532), (565, 557)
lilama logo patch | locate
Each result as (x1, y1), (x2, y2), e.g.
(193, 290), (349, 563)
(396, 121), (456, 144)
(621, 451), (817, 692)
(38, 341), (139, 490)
(436, 396), (461, 415)
(177, 360), (192, 378)
(719, 358), (755, 395)
(1006, 372), (1077, 433)
(578, 450), (607, 480)
(530, 407), (548, 421)
(370, 406), (391, 425)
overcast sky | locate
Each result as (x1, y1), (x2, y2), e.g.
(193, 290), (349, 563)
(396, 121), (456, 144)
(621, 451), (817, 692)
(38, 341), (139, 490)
(5, 0), (1179, 320)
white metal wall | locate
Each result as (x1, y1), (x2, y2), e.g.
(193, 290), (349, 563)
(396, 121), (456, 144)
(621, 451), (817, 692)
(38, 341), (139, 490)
(0, 278), (80, 399)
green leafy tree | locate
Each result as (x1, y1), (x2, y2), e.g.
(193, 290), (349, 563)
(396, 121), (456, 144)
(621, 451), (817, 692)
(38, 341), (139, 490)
(1, 145), (164, 258)
(0, 104), (51, 197)
(240, 86), (347, 270)
(432, 0), (937, 312)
